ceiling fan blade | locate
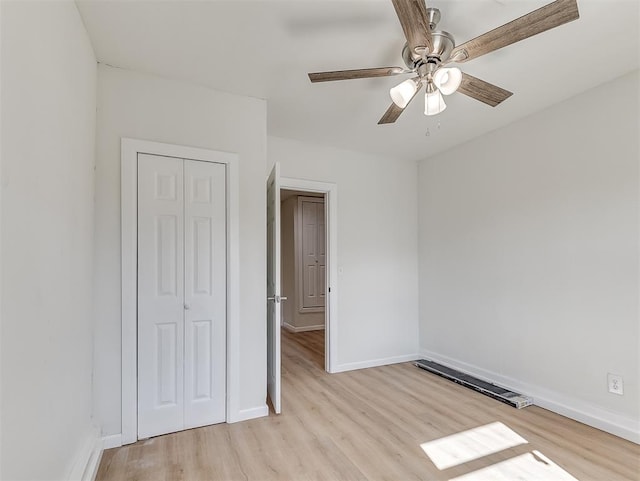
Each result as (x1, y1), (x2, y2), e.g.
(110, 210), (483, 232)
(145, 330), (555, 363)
(457, 73), (513, 107)
(450, 0), (579, 63)
(378, 103), (405, 124)
(378, 83), (422, 124)
(391, 0), (433, 57)
(308, 67), (405, 83)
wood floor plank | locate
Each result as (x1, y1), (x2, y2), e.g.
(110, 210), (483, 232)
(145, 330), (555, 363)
(96, 329), (640, 481)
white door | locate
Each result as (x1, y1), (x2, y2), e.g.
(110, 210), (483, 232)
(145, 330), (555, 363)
(266, 162), (282, 413)
(183, 159), (226, 429)
(299, 197), (325, 310)
(137, 154), (185, 438)
(137, 154), (226, 438)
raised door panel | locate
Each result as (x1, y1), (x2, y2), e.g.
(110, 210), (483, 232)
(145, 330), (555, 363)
(184, 159), (226, 428)
(156, 323), (178, 405)
(137, 153), (185, 439)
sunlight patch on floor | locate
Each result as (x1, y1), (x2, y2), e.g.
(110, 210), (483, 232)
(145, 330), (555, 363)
(420, 421), (528, 470)
(449, 450), (580, 481)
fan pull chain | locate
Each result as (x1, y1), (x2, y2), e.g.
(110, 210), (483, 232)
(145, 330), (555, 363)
(426, 120), (443, 137)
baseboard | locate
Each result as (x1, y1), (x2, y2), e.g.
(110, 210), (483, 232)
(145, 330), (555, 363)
(283, 322), (325, 333)
(105, 405), (268, 440)
(333, 353), (419, 373)
(102, 434), (123, 450)
(419, 349), (640, 444)
(67, 426), (103, 481)
(229, 404), (269, 423)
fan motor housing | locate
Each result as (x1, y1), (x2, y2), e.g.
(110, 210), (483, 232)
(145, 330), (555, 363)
(402, 30), (456, 69)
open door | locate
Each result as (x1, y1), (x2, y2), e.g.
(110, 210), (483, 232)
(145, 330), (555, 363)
(266, 162), (282, 413)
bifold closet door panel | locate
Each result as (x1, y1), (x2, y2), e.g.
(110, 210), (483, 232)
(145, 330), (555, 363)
(183, 159), (226, 428)
(137, 153), (185, 439)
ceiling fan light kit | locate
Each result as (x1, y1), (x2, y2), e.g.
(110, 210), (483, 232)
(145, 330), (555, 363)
(390, 77), (421, 108)
(425, 82), (446, 116)
(433, 67), (462, 96)
(308, 0), (580, 125)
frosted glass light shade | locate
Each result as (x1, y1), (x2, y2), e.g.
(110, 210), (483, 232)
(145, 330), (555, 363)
(425, 88), (446, 116)
(390, 78), (419, 108)
(433, 67), (462, 95)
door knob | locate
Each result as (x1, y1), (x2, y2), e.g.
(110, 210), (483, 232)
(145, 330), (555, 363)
(267, 295), (288, 303)
(184, 304), (191, 310)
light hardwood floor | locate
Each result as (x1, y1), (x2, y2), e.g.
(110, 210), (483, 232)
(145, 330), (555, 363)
(97, 329), (640, 480)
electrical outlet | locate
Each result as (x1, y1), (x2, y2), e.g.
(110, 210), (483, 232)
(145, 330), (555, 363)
(608, 373), (624, 395)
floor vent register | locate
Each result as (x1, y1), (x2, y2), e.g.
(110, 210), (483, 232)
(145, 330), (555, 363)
(415, 359), (533, 409)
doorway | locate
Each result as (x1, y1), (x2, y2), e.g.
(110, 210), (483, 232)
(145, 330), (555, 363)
(266, 167), (338, 414)
(280, 190), (326, 368)
(279, 176), (337, 374)
(266, 166), (338, 414)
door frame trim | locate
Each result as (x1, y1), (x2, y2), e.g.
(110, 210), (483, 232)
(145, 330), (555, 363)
(280, 177), (338, 373)
(121, 138), (240, 445)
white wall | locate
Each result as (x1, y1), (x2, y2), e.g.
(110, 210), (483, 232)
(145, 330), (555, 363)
(1, 1), (98, 478)
(269, 137), (419, 370)
(94, 65), (267, 437)
(418, 71), (639, 442)
(281, 196), (296, 328)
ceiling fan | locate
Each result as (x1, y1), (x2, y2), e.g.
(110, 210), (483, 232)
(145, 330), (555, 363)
(308, 0), (579, 124)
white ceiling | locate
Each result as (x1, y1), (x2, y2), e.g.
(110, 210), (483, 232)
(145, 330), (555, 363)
(76, 0), (639, 161)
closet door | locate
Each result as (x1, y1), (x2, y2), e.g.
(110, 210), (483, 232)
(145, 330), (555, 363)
(137, 155), (226, 439)
(184, 160), (226, 428)
(137, 154), (185, 438)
